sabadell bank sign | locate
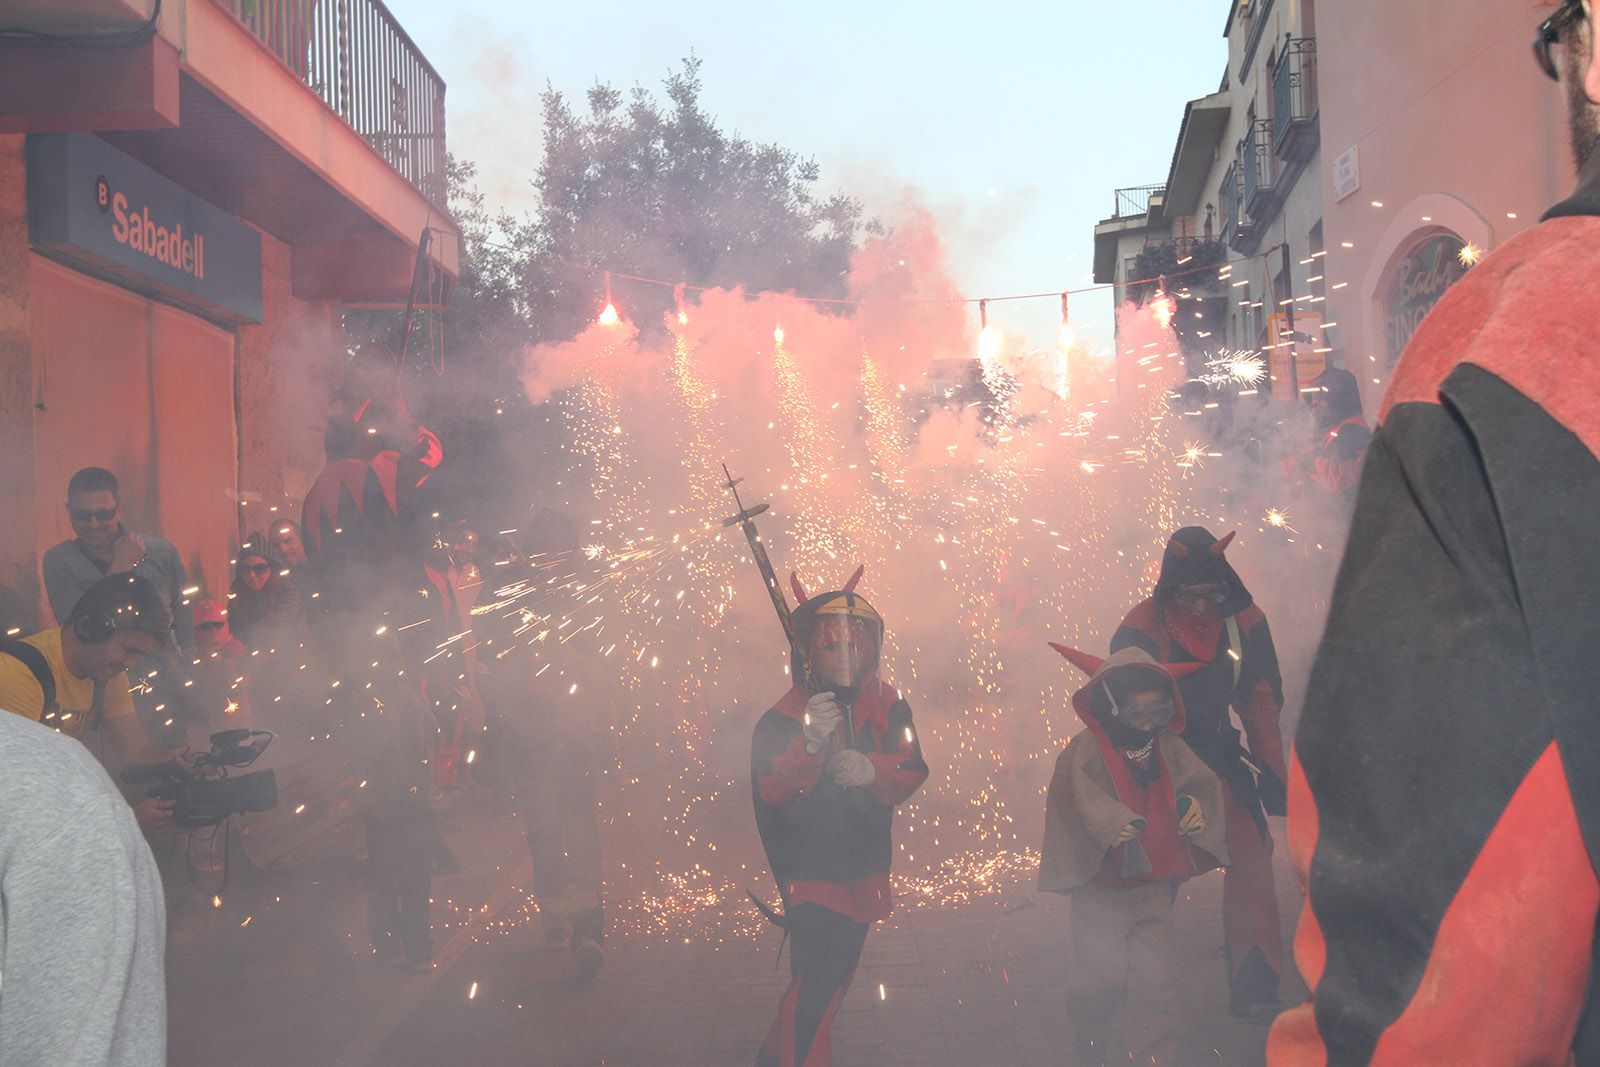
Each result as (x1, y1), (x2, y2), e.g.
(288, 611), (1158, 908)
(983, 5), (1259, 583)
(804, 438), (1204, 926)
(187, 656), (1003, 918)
(27, 133), (262, 324)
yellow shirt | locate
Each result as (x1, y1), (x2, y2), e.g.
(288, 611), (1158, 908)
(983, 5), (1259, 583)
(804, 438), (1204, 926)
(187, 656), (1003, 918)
(0, 628), (135, 737)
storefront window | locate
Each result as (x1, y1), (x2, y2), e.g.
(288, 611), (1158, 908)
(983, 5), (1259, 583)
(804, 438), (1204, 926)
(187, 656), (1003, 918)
(1385, 232), (1468, 367)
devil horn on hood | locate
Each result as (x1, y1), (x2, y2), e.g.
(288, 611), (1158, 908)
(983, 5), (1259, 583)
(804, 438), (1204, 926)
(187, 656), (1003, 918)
(842, 565), (865, 593)
(1048, 642), (1104, 677)
(790, 572), (810, 604)
(1211, 531), (1236, 555)
(1169, 537), (1190, 559)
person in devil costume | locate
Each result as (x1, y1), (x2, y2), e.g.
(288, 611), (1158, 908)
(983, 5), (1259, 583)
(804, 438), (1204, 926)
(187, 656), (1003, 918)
(1284, 365), (1372, 496)
(750, 567), (928, 1067)
(1040, 645), (1228, 1067)
(1110, 527), (1286, 1020)
(299, 345), (445, 971)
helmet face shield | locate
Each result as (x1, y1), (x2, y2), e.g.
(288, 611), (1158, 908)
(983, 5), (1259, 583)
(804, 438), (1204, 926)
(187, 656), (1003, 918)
(807, 615), (879, 694)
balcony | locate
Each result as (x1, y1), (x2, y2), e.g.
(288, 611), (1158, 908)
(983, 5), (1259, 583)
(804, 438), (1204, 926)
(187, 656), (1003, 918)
(1272, 37), (1319, 165)
(0, 0), (458, 304)
(214, 0), (445, 209)
(1221, 162), (1243, 252)
(1113, 184), (1166, 220)
(1241, 119), (1276, 218)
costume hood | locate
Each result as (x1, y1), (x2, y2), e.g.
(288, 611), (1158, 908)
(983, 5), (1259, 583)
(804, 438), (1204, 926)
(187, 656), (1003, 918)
(1050, 644), (1200, 738)
(1153, 527), (1252, 617)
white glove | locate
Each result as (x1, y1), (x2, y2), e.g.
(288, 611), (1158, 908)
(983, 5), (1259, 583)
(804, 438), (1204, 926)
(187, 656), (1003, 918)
(802, 691), (843, 745)
(827, 748), (875, 788)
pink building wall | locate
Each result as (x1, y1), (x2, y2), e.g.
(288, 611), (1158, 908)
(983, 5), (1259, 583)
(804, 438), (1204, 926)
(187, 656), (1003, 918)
(1317, 0), (1575, 412)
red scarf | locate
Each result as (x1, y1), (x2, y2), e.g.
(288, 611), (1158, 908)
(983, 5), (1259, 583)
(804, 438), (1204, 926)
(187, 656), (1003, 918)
(1163, 594), (1221, 662)
(1085, 727), (1196, 882)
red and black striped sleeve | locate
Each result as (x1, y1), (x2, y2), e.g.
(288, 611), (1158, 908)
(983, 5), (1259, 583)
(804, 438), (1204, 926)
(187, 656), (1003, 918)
(866, 698), (928, 806)
(1268, 363), (1600, 1065)
(752, 707), (826, 808)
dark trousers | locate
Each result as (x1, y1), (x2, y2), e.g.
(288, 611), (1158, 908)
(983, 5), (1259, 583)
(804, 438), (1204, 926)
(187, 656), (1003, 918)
(365, 811), (432, 964)
(521, 731), (605, 946)
(756, 903), (869, 1067)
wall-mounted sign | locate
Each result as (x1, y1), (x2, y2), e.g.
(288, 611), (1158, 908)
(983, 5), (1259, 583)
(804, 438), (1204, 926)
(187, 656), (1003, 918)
(1332, 146), (1360, 203)
(1385, 232), (1466, 367)
(1267, 310), (1327, 400)
(27, 133), (262, 324)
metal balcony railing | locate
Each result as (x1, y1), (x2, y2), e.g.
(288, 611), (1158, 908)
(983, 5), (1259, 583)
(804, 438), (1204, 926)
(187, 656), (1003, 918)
(1113, 184), (1166, 219)
(1241, 120), (1274, 203)
(1273, 37), (1318, 155)
(1221, 163), (1241, 244)
(214, 0), (447, 208)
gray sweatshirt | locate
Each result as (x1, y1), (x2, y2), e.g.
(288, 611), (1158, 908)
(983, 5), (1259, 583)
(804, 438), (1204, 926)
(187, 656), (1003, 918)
(0, 713), (167, 1065)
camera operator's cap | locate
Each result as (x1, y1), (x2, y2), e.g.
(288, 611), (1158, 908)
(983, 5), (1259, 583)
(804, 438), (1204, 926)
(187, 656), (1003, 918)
(73, 572), (180, 656)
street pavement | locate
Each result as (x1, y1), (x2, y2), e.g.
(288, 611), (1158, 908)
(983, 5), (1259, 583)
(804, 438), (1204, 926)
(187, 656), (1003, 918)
(167, 799), (1303, 1067)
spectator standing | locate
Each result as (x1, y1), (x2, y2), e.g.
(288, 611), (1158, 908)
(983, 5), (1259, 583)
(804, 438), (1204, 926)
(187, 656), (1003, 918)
(190, 598), (252, 739)
(42, 467), (194, 653)
(228, 535), (303, 651)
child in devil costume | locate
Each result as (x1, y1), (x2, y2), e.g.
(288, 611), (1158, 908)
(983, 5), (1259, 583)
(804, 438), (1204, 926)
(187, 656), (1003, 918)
(1040, 645), (1228, 1067)
(750, 568), (928, 1067)
(1111, 527), (1286, 1020)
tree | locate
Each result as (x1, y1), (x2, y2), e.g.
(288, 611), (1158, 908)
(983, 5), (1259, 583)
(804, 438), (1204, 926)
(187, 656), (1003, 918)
(345, 56), (870, 532)
(515, 54), (870, 340)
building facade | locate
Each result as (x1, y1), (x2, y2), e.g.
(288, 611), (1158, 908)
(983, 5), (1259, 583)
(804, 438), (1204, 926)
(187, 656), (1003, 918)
(0, 0), (458, 628)
(1096, 0), (1327, 404)
(1097, 0), (1577, 415)
(1316, 0), (1572, 412)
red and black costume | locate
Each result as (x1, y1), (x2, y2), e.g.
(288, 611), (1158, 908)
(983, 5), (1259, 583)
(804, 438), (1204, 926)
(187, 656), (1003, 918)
(1111, 527), (1287, 1015)
(1040, 646), (1229, 1065)
(299, 375), (445, 969)
(751, 572), (928, 1067)
(1300, 367), (1373, 495)
(1269, 154), (1600, 1064)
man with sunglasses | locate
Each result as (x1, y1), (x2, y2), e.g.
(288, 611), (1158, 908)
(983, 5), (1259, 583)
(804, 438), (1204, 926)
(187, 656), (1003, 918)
(1111, 526), (1287, 1022)
(42, 467), (194, 654)
(1269, 4), (1600, 1063)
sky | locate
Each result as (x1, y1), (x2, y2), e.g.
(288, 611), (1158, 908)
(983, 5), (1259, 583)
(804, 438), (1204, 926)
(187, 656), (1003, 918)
(383, 0), (1228, 355)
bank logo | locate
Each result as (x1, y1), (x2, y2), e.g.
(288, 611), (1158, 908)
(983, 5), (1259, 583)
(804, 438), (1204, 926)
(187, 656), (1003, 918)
(102, 178), (205, 280)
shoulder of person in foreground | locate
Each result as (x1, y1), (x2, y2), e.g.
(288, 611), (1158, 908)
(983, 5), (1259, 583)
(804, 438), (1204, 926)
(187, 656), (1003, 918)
(1386, 216), (1600, 423)
(0, 713), (167, 1065)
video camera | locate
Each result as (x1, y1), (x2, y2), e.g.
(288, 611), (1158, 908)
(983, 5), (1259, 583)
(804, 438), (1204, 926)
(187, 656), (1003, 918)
(122, 729), (279, 828)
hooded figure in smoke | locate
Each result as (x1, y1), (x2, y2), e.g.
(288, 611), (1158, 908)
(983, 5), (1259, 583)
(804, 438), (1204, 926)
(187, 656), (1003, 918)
(1111, 527), (1286, 1020)
(1286, 364), (1372, 494)
(750, 568), (928, 1067)
(1040, 645), (1227, 1067)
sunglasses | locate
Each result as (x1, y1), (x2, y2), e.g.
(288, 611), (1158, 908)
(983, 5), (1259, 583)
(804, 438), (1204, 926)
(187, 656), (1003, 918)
(1536, 0), (1589, 81)
(244, 563), (271, 575)
(1174, 587), (1227, 605)
(198, 621), (227, 631)
(70, 507), (118, 523)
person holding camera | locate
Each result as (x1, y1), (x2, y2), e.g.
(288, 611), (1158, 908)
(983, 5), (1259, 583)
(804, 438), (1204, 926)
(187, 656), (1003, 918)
(1110, 527), (1287, 1021)
(0, 573), (178, 827)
